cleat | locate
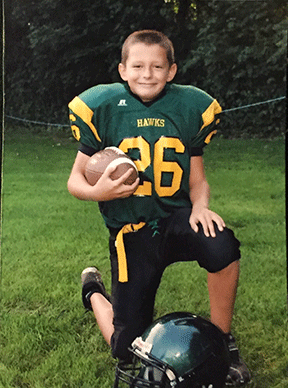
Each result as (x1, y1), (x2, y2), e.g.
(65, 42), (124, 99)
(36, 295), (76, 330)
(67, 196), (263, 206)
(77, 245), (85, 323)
(81, 267), (111, 310)
(225, 334), (251, 387)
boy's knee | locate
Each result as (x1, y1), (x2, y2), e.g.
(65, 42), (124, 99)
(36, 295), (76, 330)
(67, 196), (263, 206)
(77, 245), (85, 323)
(110, 324), (144, 361)
(111, 339), (131, 361)
(199, 227), (241, 273)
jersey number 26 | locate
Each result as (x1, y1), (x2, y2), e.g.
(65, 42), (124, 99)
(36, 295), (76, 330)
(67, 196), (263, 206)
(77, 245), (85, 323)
(119, 136), (185, 197)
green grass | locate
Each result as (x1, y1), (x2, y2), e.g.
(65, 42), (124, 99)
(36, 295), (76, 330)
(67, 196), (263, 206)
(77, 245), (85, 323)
(1, 127), (287, 387)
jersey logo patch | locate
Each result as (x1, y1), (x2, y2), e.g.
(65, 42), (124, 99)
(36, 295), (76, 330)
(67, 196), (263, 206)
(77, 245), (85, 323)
(118, 99), (127, 106)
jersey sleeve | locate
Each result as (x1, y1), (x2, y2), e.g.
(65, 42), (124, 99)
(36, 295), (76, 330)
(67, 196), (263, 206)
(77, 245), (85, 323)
(190, 147), (204, 157)
(68, 95), (102, 151)
(190, 98), (222, 150)
(78, 143), (98, 156)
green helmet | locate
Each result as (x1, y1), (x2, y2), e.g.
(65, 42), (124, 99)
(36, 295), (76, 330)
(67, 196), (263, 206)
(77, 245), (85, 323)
(114, 312), (230, 388)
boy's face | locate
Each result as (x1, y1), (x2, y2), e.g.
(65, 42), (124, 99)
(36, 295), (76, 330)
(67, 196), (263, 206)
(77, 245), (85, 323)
(118, 43), (177, 103)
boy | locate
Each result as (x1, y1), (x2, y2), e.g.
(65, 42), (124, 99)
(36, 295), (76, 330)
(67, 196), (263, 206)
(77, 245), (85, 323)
(67, 30), (251, 386)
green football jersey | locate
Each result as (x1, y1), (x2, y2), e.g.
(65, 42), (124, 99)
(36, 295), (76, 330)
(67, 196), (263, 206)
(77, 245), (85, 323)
(68, 83), (222, 228)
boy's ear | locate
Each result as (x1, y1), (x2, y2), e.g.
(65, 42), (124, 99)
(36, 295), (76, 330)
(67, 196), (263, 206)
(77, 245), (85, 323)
(167, 63), (177, 82)
(118, 63), (127, 81)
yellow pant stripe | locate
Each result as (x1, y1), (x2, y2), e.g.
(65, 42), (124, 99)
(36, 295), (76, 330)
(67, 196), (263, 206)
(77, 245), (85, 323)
(115, 222), (146, 282)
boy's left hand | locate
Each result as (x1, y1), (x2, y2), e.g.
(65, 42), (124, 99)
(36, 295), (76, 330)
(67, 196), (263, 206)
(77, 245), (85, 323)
(189, 205), (226, 238)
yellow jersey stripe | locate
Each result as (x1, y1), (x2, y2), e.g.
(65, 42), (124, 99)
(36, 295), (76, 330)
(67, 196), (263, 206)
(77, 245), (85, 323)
(68, 97), (101, 142)
(204, 130), (218, 144)
(200, 99), (222, 131)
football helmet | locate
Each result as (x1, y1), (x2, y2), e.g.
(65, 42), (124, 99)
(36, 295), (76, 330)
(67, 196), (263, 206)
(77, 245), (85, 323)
(114, 312), (230, 388)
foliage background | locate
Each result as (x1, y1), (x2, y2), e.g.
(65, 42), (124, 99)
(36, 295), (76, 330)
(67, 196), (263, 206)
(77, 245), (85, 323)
(5, 0), (287, 138)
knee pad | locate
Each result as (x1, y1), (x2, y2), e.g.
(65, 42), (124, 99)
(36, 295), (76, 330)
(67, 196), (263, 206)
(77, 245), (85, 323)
(198, 226), (241, 273)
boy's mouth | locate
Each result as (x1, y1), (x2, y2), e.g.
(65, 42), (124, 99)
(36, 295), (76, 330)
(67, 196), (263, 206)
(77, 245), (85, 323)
(138, 83), (156, 87)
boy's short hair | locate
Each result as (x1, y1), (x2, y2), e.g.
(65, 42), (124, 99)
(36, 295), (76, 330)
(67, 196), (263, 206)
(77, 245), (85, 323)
(121, 30), (175, 67)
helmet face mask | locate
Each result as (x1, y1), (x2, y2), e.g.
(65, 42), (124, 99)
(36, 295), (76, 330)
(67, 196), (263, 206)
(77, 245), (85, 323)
(115, 358), (172, 388)
(114, 313), (230, 388)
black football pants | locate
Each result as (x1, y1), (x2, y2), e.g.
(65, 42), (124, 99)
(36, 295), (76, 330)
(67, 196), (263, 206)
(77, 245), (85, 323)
(108, 207), (241, 361)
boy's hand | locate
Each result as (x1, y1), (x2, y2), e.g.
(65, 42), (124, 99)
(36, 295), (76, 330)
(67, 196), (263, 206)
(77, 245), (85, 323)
(189, 205), (226, 238)
(91, 165), (140, 201)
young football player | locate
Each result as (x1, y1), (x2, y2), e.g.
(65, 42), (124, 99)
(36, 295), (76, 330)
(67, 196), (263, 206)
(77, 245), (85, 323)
(67, 30), (251, 386)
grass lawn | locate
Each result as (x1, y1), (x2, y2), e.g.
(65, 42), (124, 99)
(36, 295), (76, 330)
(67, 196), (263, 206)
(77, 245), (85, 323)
(0, 126), (287, 387)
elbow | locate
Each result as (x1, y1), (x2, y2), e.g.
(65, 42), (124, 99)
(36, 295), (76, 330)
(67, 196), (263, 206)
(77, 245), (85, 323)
(67, 174), (91, 201)
(67, 175), (76, 197)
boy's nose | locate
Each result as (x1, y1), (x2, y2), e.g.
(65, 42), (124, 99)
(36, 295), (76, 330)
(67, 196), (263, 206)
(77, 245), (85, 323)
(143, 67), (153, 78)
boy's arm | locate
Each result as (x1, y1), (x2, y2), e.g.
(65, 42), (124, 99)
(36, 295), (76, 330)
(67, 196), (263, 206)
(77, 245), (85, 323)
(189, 156), (225, 237)
(67, 151), (139, 202)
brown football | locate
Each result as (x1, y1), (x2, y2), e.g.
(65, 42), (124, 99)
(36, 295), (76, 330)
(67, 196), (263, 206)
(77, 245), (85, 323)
(84, 146), (138, 186)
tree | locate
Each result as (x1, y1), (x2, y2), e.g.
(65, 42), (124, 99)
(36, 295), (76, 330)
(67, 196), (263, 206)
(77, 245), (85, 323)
(5, 0), (180, 123)
(5, 0), (287, 137)
(182, 0), (287, 137)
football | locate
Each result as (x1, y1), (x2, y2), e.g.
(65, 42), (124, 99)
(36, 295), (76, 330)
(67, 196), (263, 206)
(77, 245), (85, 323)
(84, 146), (138, 186)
